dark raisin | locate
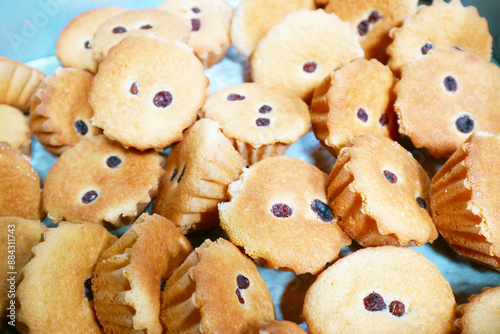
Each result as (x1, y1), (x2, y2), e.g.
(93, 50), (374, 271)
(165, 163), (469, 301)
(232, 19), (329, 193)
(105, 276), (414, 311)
(379, 113), (388, 126)
(416, 197), (426, 209)
(256, 118), (270, 127)
(227, 93), (245, 101)
(236, 288), (245, 304)
(421, 43), (433, 55)
(259, 105), (272, 114)
(363, 292), (387, 312)
(237, 274), (250, 289)
(112, 26), (126, 34)
(357, 108), (368, 122)
(140, 24), (152, 29)
(106, 156), (122, 169)
(170, 168), (178, 182)
(191, 7), (201, 13)
(443, 76), (457, 92)
(191, 18), (201, 32)
(160, 279), (166, 292)
(271, 203), (293, 218)
(311, 199), (334, 222)
(389, 300), (405, 317)
(455, 115), (474, 133)
(153, 91), (173, 108)
(358, 20), (369, 36)
(130, 82), (138, 95)
(74, 120), (88, 135)
(84, 40), (91, 49)
(383, 170), (397, 184)
(84, 277), (93, 301)
(303, 61), (317, 73)
(82, 190), (98, 204)
(177, 165), (186, 183)
(453, 46), (464, 51)
(368, 11), (382, 23)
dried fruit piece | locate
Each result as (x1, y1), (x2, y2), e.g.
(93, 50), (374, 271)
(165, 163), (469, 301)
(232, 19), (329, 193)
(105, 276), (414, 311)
(130, 82), (138, 95)
(74, 120), (88, 135)
(236, 288), (245, 304)
(153, 91), (173, 108)
(363, 292), (387, 312)
(379, 113), (388, 126)
(311, 199), (334, 222)
(112, 26), (126, 34)
(368, 11), (382, 23)
(416, 196), (426, 209)
(227, 93), (245, 101)
(271, 203), (293, 218)
(357, 108), (368, 122)
(303, 61), (317, 73)
(358, 20), (369, 36)
(82, 190), (99, 204)
(191, 18), (201, 32)
(389, 300), (405, 317)
(259, 105), (272, 114)
(106, 156), (122, 169)
(83, 277), (93, 301)
(455, 115), (474, 133)
(383, 170), (398, 184)
(140, 24), (152, 29)
(256, 118), (270, 127)
(443, 76), (457, 92)
(237, 274), (250, 289)
(421, 43), (433, 54)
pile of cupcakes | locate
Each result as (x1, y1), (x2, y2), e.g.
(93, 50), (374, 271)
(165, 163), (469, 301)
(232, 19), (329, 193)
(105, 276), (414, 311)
(1, 0), (499, 333)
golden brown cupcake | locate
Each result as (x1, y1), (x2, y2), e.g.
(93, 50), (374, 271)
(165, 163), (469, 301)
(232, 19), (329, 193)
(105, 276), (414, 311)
(0, 142), (43, 220)
(153, 119), (246, 233)
(455, 285), (500, 333)
(0, 104), (31, 155)
(219, 156), (351, 275)
(387, 0), (492, 76)
(43, 135), (164, 229)
(0, 217), (45, 319)
(327, 135), (438, 247)
(160, 238), (276, 333)
(17, 222), (117, 334)
(56, 7), (127, 74)
(29, 67), (101, 155)
(310, 58), (397, 156)
(0, 56), (45, 113)
(93, 213), (193, 334)
(200, 83), (310, 166)
(430, 132), (500, 270)
(158, 0), (233, 68)
(304, 246), (457, 333)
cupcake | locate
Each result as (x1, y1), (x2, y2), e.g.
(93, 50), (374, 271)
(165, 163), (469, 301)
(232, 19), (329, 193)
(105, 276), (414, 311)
(303, 246), (457, 333)
(55, 6), (126, 74)
(200, 83), (310, 166)
(430, 132), (500, 270)
(0, 217), (45, 319)
(0, 56), (45, 113)
(158, 0), (233, 68)
(455, 285), (500, 333)
(0, 142), (43, 220)
(219, 156), (351, 275)
(256, 320), (307, 334)
(153, 119), (246, 233)
(29, 67), (101, 155)
(160, 238), (275, 332)
(327, 134), (438, 247)
(43, 135), (164, 229)
(0, 104), (31, 155)
(310, 58), (397, 156)
(93, 213), (193, 334)
(17, 222), (117, 334)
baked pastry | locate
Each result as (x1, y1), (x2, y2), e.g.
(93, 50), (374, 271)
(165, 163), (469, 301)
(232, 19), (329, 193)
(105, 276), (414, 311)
(153, 119), (246, 233)
(17, 222), (117, 334)
(230, 0), (315, 58)
(251, 9), (364, 103)
(0, 56), (45, 113)
(325, 0), (418, 62)
(219, 156), (351, 275)
(430, 132), (500, 270)
(256, 320), (307, 333)
(0, 217), (45, 319)
(0, 104), (31, 155)
(394, 48), (500, 158)
(160, 238), (276, 332)
(0, 142), (43, 220)
(387, 0), (492, 76)
(455, 285), (500, 333)
(303, 246), (457, 333)
(200, 82), (311, 165)
(29, 67), (101, 155)
(91, 8), (191, 63)
(55, 6), (126, 74)
(310, 58), (397, 156)
(93, 213), (193, 334)
(158, 0), (233, 68)
(43, 135), (165, 229)
(89, 36), (209, 151)
(327, 134), (438, 247)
